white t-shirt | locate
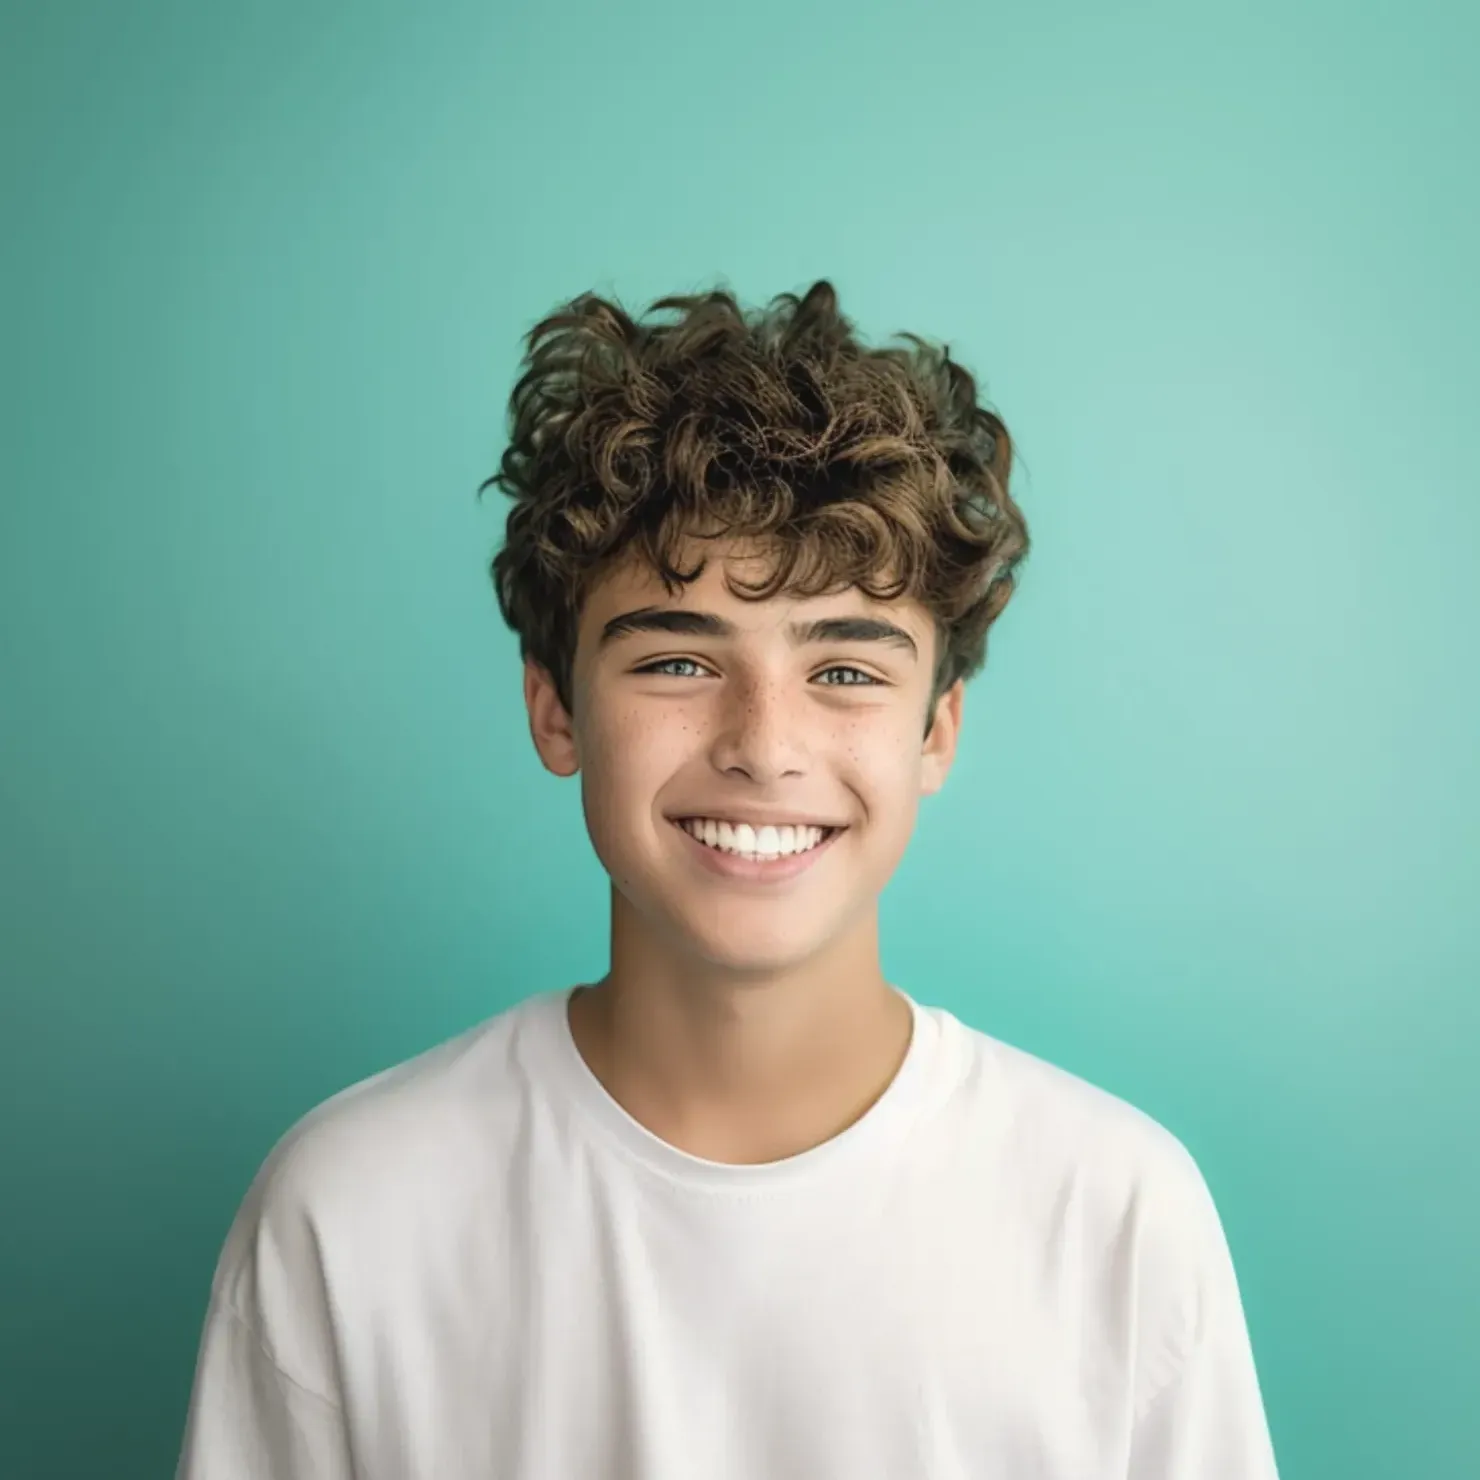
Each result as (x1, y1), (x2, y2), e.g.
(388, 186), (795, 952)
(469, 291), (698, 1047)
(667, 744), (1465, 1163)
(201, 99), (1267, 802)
(175, 985), (1281, 1479)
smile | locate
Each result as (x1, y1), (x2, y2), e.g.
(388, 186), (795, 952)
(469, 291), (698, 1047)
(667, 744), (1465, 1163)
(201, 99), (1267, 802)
(668, 816), (846, 882)
(675, 817), (838, 860)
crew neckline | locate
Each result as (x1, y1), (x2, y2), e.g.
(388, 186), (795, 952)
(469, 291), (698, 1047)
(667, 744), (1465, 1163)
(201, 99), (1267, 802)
(528, 983), (940, 1193)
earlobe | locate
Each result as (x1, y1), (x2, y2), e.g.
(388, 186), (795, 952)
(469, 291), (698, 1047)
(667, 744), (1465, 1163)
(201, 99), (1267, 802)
(920, 679), (964, 796)
(524, 658), (580, 777)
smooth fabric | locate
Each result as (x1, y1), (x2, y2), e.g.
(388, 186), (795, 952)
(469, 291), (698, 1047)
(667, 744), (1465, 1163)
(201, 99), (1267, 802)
(175, 986), (1281, 1479)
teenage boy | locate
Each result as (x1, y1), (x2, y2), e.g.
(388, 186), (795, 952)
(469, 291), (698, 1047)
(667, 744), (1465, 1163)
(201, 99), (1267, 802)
(176, 280), (1281, 1478)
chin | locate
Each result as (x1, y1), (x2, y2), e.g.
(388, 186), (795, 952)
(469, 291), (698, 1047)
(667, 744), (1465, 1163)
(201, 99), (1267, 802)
(677, 917), (834, 976)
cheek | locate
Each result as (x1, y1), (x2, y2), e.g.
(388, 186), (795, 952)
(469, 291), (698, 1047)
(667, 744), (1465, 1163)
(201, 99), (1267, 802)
(576, 706), (684, 838)
(844, 718), (928, 802)
(871, 763), (925, 843)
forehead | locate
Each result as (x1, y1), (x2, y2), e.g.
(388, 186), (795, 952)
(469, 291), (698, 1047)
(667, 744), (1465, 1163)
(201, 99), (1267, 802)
(578, 535), (931, 635)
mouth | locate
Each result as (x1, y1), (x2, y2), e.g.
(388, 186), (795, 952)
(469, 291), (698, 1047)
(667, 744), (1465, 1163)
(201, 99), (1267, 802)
(667, 816), (846, 883)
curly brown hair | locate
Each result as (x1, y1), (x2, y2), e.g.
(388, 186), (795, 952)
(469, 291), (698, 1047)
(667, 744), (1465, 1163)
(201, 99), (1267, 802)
(478, 279), (1030, 730)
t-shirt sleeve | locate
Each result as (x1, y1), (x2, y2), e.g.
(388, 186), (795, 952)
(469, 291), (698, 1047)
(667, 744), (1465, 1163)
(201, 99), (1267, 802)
(174, 1298), (355, 1480)
(175, 1115), (360, 1480)
(1126, 1148), (1281, 1479)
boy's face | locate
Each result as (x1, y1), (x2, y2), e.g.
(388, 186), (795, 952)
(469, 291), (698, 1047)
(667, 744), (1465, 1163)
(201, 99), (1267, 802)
(524, 536), (964, 975)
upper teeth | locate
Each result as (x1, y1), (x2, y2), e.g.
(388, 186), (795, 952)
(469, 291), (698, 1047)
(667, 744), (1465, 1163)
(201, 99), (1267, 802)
(678, 818), (829, 858)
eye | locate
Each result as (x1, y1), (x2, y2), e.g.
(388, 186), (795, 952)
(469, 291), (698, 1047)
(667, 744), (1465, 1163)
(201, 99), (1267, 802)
(814, 665), (883, 686)
(632, 658), (884, 686)
(634, 657), (713, 678)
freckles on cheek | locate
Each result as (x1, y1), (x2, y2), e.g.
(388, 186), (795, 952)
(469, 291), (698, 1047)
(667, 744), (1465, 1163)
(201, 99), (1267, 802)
(589, 705), (689, 791)
(587, 697), (648, 750)
(839, 712), (914, 761)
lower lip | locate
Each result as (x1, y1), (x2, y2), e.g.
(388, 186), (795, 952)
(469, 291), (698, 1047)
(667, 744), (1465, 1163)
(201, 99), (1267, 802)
(669, 820), (844, 883)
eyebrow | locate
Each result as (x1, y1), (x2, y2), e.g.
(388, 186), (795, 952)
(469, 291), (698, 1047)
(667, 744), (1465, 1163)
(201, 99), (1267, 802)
(597, 607), (919, 659)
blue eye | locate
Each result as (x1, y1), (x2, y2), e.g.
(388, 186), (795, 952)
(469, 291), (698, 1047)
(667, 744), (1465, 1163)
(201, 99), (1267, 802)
(634, 659), (881, 685)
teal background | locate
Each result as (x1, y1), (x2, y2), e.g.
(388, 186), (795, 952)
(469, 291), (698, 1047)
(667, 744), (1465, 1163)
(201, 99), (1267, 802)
(3, 0), (1476, 1474)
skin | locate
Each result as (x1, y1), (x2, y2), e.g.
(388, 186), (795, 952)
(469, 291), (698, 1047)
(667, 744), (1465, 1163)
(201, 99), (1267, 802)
(523, 533), (965, 1165)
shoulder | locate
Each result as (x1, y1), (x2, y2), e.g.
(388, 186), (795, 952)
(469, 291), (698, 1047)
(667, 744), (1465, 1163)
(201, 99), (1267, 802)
(981, 1031), (1263, 1419)
(206, 994), (541, 1316)
(937, 1009), (1235, 1300)
(929, 1006), (1243, 1408)
(939, 1010), (1210, 1194)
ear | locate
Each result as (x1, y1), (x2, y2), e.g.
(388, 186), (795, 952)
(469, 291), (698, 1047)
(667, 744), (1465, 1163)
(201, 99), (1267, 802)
(524, 658), (580, 777)
(920, 678), (964, 796)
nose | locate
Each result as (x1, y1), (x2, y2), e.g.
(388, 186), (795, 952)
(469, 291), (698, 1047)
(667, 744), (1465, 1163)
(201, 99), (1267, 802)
(708, 672), (807, 783)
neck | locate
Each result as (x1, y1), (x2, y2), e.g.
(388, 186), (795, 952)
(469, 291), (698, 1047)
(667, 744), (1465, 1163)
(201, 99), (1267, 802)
(565, 889), (913, 1165)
